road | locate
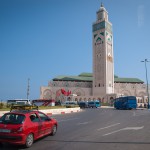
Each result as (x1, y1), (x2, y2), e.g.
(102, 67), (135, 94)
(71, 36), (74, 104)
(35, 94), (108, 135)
(1, 108), (150, 150)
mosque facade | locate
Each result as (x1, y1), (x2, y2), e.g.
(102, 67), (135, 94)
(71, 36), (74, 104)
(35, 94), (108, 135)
(40, 4), (148, 106)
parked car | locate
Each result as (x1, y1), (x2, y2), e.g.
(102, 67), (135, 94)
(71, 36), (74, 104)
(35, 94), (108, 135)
(88, 101), (101, 108)
(62, 101), (78, 108)
(0, 104), (58, 148)
(78, 101), (88, 108)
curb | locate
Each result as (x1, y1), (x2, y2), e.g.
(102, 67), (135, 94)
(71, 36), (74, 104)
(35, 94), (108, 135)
(0, 107), (82, 117)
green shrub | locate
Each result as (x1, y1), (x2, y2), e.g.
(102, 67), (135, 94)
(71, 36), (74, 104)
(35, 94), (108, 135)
(0, 103), (4, 109)
(66, 105), (79, 108)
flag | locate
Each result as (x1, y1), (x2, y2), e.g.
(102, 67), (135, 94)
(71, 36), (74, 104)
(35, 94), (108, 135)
(61, 89), (71, 96)
(66, 90), (71, 96)
(61, 89), (67, 95)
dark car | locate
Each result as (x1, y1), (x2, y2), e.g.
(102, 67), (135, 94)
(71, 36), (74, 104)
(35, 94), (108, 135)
(0, 105), (58, 148)
(78, 102), (88, 108)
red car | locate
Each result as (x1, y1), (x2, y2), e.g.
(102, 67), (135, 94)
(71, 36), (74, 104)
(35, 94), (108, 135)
(0, 105), (58, 148)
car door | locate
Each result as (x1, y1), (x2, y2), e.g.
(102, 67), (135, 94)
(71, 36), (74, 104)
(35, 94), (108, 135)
(29, 113), (43, 139)
(38, 112), (53, 135)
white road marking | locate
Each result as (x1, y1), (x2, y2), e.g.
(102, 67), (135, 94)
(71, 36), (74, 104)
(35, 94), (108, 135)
(103, 126), (144, 136)
(97, 123), (120, 131)
(58, 118), (79, 122)
(133, 111), (150, 117)
(77, 122), (89, 125)
(123, 126), (144, 130)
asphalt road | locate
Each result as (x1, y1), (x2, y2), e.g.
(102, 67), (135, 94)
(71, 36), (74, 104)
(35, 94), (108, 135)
(1, 108), (150, 150)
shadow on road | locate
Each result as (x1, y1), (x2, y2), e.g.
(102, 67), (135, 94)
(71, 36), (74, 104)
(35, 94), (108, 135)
(0, 143), (26, 150)
(44, 139), (150, 145)
(1, 139), (150, 150)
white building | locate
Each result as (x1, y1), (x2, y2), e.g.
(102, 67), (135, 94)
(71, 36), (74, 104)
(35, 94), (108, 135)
(40, 3), (148, 107)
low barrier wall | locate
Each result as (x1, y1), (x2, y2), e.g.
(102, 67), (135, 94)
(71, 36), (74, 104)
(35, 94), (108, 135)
(41, 107), (81, 115)
(0, 107), (81, 117)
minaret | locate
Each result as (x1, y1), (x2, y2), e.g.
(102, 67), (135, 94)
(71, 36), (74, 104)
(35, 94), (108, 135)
(92, 3), (114, 96)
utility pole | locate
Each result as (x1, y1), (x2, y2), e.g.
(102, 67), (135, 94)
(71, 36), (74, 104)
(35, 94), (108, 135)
(141, 59), (149, 109)
(27, 78), (30, 99)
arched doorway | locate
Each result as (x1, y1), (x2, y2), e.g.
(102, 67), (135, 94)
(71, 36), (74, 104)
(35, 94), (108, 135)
(110, 97), (114, 106)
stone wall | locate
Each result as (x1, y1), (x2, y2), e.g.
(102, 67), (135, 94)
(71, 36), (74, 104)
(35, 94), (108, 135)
(40, 81), (149, 105)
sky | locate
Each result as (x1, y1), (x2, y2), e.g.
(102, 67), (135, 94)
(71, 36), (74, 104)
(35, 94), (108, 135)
(0, 0), (150, 100)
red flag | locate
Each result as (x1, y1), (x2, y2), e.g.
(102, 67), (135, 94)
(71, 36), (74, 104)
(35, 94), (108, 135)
(61, 89), (67, 95)
(61, 89), (71, 96)
(66, 90), (71, 96)
(61, 89), (65, 94)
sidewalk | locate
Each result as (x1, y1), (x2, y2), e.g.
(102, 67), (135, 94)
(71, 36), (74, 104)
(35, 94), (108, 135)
(101, 106), (113, 108)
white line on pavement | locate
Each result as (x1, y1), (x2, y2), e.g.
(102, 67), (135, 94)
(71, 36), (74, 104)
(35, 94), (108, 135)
(77, 122), (90, 125)
(58, 118), (79, 122)
(103, 126), (144, 136)
(133, 111), (150, 117)
(97, 123), (121, 131)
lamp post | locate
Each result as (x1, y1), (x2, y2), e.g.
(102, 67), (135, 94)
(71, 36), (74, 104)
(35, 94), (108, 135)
(27, 78), (30, 99)
(141, 59), (150, 109)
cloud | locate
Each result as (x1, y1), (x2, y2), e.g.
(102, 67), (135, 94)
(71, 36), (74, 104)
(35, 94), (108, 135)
(137, 4), (145, 27)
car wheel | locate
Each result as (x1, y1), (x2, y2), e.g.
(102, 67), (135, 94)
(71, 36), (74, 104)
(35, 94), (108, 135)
(50, 125), (57, 136)
(25, 133), (34, 148)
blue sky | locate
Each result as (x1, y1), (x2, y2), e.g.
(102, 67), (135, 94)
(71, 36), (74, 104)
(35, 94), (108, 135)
(0, 0), (150, 100)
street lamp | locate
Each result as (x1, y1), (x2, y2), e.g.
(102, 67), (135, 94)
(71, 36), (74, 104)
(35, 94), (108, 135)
(141, 59), (150, 109)
(27, 78), (30, 99)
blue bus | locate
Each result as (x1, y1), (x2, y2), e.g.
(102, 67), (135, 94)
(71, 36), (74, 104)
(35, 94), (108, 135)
(114, 96), (137, 110)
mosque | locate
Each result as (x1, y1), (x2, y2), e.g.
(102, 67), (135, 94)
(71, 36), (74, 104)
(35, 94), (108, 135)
(40, 3), (148, 106)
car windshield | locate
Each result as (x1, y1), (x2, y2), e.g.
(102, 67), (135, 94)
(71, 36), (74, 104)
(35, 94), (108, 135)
(0, 113), (25, 124)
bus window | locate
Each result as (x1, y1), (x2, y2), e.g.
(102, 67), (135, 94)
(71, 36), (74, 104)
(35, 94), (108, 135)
(7, 99), (30, 106)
